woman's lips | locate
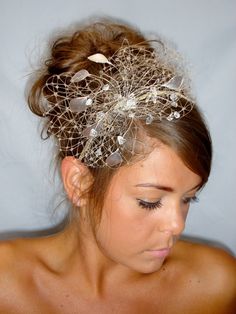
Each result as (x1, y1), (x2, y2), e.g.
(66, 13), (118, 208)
(146, 248), (171, 258)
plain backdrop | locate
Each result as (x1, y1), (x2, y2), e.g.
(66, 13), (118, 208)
(0, 0), (235, 254)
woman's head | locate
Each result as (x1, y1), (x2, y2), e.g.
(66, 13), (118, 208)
(28, 20), (212, 231)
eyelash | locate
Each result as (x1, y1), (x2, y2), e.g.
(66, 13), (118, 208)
(182, 196), (199, 205)
(137, 199), (163, 210)
(137, 196), (199, 211)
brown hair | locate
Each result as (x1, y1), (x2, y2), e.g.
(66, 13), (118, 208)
(28, 20), (212, 229)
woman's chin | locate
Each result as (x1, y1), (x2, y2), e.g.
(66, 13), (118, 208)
(124, 257), (167, 275)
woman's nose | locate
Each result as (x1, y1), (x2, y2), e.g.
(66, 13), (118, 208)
(158, 203), (186, 236)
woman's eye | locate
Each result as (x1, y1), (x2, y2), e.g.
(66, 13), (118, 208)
(137, 199), (162, 211)
(182, 196), (199, 205)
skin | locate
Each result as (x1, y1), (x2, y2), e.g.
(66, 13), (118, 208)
(0, 144), (235, 313)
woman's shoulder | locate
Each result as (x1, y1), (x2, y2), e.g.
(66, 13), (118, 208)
(0, 231), (72, 281)
(0, 235), (61, 274)
(0, 238), (26, 275)
(0, 239), (30, 309)
(0, 237), (50, 307)
(0, 237), (39, 281)
(176, 239), (236, 272)
(172, 239), (236, 312)
(0, 237), (39, 264)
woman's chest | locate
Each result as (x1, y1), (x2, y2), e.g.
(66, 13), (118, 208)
(7, 267), (213, 314)
(4, 278), (167, 314)
(3, 282), (213, 314)
(8, 283), (204, 314)
(6, 294), (161, 314)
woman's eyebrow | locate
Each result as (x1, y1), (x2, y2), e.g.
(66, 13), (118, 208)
(134, 183), (201, 193)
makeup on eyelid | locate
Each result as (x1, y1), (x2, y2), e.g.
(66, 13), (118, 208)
(136, 195), (199, 211)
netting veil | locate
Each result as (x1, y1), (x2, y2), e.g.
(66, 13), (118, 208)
(43, 42), (194, 167)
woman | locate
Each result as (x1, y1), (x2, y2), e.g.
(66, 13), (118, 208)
(0, 21), (235, 313)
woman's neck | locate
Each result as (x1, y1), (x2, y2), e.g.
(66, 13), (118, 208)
(41, 220), (144, 296)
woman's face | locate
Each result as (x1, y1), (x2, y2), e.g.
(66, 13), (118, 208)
(95, 144), (201, 274)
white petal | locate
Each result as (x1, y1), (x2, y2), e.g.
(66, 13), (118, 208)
(88, 53), (112, 65)
(162, 75), (183, 90)
(69, 97), (87, 112)
(106, 151), (123, 167)
(71, 69), (90, 82)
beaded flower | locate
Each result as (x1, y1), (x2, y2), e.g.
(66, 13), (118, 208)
(43, 43), (194, 167)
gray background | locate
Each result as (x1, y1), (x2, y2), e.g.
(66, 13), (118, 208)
(0, 0), (235, 254)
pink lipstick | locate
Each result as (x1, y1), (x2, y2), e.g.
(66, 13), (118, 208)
(147, 248), (170, 258)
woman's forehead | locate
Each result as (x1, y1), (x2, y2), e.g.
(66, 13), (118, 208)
(111, 145), (201, 192)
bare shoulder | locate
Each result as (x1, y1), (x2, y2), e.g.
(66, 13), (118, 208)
(0, 237), (38, 270)
(0, 238), (43, 312)
(0, 239), (24, 279)
(173, 240), (236, 313)
(177, 239), (236, 278)
(0, 239), (23, 310)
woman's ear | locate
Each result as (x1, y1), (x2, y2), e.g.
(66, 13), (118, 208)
(61, 156), (92, 207)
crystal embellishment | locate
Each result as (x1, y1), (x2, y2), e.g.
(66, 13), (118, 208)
(86, 98), (93, 106)
(167, 113), (174, 121)
(128, 112), (135, 118)
(167, 111), (181, 121)
(174, 111), (180, 119)
(95, 148), (102, 156)
(146, 114), (154, 125)
(171, 102), (178, 108)
(102, 84), (110, 91)
(82, 125), (99, 138)
(126, 98), (136, 109)
(89, 129), (98, 137)
(117, 136), (126, 145)
(170, 93), (178, 101)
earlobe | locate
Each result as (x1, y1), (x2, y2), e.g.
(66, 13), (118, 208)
(61, 156), (91, 206)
